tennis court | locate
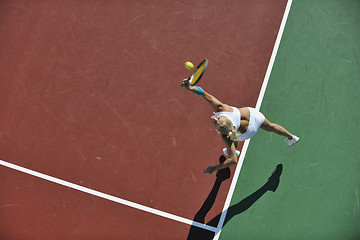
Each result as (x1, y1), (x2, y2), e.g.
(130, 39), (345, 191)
(1, 0), (359, 239)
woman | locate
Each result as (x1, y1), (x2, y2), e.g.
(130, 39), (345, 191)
(181, 79), (299, 174)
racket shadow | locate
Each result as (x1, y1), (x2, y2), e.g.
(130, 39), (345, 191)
(187, 163), (283, 240)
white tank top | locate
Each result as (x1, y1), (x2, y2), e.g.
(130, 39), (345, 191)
(213, 106), (241, 131)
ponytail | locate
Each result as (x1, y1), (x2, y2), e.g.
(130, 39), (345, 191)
(228, 130), (238, 141)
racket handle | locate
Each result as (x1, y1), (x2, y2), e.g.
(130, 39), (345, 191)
(180, 78), (190, 87)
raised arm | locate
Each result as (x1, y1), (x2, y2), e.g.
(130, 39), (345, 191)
(181, 79), (232, 112)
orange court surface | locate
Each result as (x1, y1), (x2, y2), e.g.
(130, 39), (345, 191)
(0, 0), (287, 239)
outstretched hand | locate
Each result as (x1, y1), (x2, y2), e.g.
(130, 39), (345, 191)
(202, 166), (216, 174)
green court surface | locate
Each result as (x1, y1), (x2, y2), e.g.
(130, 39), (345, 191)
(220, 0), (360, 239)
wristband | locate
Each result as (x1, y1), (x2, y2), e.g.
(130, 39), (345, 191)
(195, 87), (205, 95)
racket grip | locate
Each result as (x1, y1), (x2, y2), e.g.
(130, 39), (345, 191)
(180, 78), (190, 87)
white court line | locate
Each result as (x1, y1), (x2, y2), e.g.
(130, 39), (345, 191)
(213, 0), (293, 239)
(0, 159), (217, 233)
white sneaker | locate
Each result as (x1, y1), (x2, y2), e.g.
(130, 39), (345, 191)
(223, 148), (240, 158)
(286, 135), (300, 146)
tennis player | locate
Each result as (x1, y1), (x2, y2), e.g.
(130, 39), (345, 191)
(181, 79), (299, 174)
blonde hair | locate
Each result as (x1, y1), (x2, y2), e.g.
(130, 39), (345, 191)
(218, 118), (239, 141)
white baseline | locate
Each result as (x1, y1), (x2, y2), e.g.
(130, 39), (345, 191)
(0, 159), (217, 233)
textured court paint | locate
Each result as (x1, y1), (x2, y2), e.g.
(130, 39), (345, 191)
(0, 164), (197, 240)
(0, 0), (287, 239)
(219, 0), (360, 239)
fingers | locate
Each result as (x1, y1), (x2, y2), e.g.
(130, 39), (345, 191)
(202, 167), (213, 174)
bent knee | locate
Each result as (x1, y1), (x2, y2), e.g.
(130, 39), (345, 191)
(261, 119), (274, 131)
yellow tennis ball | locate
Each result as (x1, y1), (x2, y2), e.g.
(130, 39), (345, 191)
(185, 61), (194, 70)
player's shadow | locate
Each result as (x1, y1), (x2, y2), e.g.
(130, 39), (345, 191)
(187, 162), (283, 240)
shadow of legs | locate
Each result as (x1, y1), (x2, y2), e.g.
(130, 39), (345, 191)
(221, 164), (283, 227)
(187, 155), (230, 240)
(187, 164), (283, 239)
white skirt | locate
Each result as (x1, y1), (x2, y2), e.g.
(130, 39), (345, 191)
(236, 107), (265, 141)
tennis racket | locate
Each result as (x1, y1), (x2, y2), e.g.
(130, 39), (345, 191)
(181, 59), (208, 87)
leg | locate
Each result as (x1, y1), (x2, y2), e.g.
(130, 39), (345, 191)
(260, 118), (293, 140)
